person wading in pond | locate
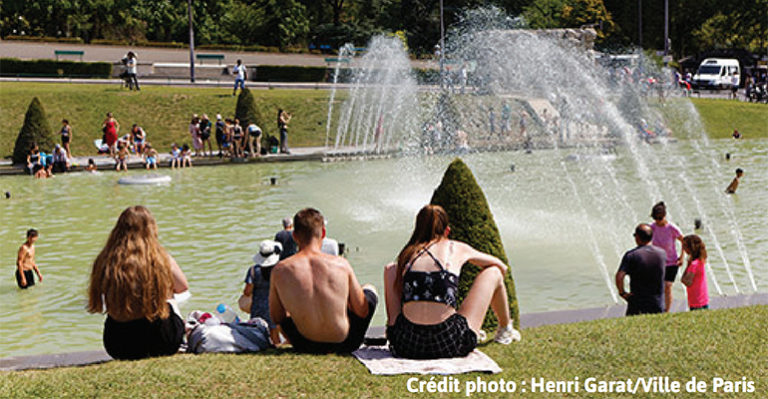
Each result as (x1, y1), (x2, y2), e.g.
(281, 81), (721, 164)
(87, 206), (189, 360)
(384, 205), (520, 359)
(615, 224), (667, 316)
(16, 229), (43, 289)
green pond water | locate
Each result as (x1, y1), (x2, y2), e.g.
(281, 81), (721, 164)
(1, 140), (766, 357)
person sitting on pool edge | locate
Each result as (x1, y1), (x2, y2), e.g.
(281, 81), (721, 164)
(384, 205), (521, 360)
(87, 206), (189, 360)
(269, 208), (377, 353)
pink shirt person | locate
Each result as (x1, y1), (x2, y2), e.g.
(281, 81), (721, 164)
(651, 222), (682, 266)
(684, 259), (709, 309)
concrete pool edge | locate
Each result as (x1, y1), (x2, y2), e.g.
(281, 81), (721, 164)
(2, 292), (765, 372)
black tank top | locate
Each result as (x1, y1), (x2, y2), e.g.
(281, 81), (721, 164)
(402, 243), (459, 308)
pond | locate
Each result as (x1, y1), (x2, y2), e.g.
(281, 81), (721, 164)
(1, 139), (766, 357)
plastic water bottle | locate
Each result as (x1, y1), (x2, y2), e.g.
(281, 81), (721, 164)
(215, 304), (240, 323)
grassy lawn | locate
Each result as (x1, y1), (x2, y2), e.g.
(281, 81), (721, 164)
(688, 98), (768, 139)
(0, 83), (345, 159)
(1, 305), (765, 398)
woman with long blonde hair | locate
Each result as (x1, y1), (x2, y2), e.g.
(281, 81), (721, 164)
(384, 205), (520, 359)
(88, 206), (189, 360)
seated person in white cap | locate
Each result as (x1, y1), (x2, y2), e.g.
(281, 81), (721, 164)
(270, 208), (377, 353)
(242, 240), (282, 345)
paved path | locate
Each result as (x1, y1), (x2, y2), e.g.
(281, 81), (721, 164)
(1, 293), (765, 371)
(0, 40), (433, 69)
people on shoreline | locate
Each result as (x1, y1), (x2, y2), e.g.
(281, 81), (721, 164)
(60, 119), (73, 158)
(115, 144), (129, 171)
(26, 144), (43, 175)
(189, 115), (202, 157)
(170, 143), (181, 168)
(243, 240), (283, 345)
(16, 229), (43, 289)
(246, 122), (262, 158)
(681, 235), (709, 311)
(85, 158), (98, 172)
(131, 124), (146, 154)
(200, 114), (213, 156)
(725, 168), (743, 194)
(277, 109), (291, 154)
(274, 217), (298, 261)
(102, 112), (120, 156)
(52, 144), (70, 173)
(269, 208), (377, 353)
(181, 144), (193, 168)
(144, 144), (158, 170)
(88, 206), (189, 360)
(384, 205), (520, 359)
(215, 114), (226, 157)
(650, 201), (684, 312)
(615, 224), (666, 316)
(231, 118), (244, 158)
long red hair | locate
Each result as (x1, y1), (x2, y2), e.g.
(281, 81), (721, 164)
(395, 205), (450, 291)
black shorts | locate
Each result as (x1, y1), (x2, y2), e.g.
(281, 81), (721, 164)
(386, 313), (477, 359)
(15, 269), (35, 289)
(280, 288), (377, 354)
(626, 296), (664, 316)
(61, 135), (70, 144)
(665, 265), (679, 282)
(103, 303), (184, 360)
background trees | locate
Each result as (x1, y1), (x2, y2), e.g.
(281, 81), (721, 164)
(1, 0), (765, 57)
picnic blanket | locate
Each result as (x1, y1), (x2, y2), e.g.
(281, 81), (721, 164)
(352, 346), (502, 375)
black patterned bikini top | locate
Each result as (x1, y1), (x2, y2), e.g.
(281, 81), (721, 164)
(402, 243), (459, 309)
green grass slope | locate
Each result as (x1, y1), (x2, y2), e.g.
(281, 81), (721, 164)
(1, 305), (765, 398)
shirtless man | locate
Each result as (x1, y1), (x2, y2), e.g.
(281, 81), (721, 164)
(269, 208), (377, 353)
(725, 168), (743, 194)
(16, 229), (43, 289)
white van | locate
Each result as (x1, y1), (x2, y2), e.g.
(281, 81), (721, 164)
(693, 58), (740, 89)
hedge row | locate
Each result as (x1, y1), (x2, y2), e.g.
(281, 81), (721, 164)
(253, 65), (440, 84)
(3, 35), (83, 43)
(0, 58), (112, 77)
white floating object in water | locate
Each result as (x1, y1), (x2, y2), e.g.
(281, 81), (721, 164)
(118, 174), (172, 185)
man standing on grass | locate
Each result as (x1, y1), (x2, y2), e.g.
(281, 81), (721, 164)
(269, 208), (377, 353)
(16, 229), (43, 289)
(615, 224), (666, 316)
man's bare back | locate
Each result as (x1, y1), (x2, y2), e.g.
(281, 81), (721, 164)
(271, 251), (356, 342)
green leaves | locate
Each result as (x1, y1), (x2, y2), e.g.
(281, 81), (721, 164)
(13, 97), (55, 165)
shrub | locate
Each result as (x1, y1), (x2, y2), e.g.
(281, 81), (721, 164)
(3, 35), (83, 43)
(0, 58), (112, 77)
(234, 88), (265, 129)
(255, 65), (328, 82)
(430, 158), (520, 330)
(13, 97), (55, 165)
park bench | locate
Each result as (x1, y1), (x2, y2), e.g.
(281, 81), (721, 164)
(325, 57), (350, 64)
(196, 53), (225, 65)
(54, 50), (84, 61)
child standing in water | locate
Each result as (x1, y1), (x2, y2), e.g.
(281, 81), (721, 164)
(681, 235), (709, 311)
(650, 201), (684, 312)
(16, 229), (43, 289)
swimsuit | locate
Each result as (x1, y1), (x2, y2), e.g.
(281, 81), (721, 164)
(61, 126), (70, 144)
(15, 269), (35, 289)
(387, 243), (477, 359)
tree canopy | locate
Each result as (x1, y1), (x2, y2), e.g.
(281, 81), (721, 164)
(1, 0), (765, 57)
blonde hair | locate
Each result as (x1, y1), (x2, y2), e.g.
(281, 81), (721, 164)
(88, 206), (173, 321)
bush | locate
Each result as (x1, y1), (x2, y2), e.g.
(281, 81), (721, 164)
(0, 58), (112, 77)
(234, 88), (265, 129)
(3, 35), (84, 44)
(430, 158), (520, 330)
(13, 97), (55, 165)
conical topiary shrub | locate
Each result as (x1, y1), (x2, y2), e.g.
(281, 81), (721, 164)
(13, 97), (54, 165)
(430, 158), (519, 330)
(234, 87), (264, 128)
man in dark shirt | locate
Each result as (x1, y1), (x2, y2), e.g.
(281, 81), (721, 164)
(274, 217), (298, 260)
(615, 224), (667, 316)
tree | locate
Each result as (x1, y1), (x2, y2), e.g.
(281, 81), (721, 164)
(13, 97), (54, 165)
(327, 0), (345, 26)
(234, 87), (263, 128)
(430, 158), (520, 330)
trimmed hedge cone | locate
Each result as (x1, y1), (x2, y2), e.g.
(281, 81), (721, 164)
(13, 97), (54, 165)
(430, 158), (520, 330)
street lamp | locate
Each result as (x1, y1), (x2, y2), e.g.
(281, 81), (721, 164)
(188, 0), (195, 83)
(439, 0), (445, 90)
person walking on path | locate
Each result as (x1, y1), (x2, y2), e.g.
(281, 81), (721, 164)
(102, 112), (120, 157)
(277, 109), (291, 154)
(650, 201), (684, 312)
(125, 51), (140, 91)
(615, 224), (667, 316)
(16, 229), (43, 289)
(233, 59), (247, 96)
(60, 119), (73, 158)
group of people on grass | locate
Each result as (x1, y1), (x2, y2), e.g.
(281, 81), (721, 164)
(80, 204), (520, 360)
(615, 202), (710, 316)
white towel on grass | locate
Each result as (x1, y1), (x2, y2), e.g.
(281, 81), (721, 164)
(352, 346), (502, 375)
